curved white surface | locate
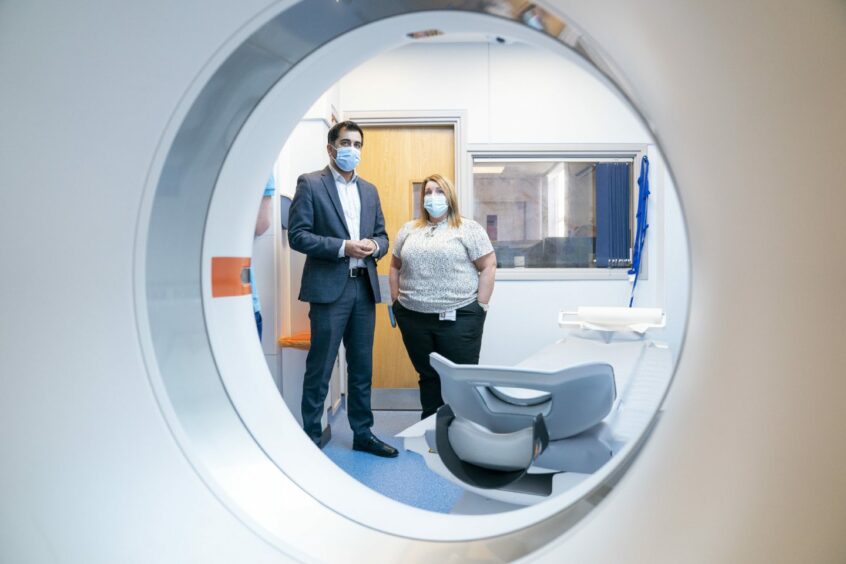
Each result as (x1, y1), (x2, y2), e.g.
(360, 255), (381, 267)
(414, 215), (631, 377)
(199, 10), (671, 544)
(1, 1), (845, 563)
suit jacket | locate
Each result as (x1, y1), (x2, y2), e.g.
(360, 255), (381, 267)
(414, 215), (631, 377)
(288, 167), (389, 304)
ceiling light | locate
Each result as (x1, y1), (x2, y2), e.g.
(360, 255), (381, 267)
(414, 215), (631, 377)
(472, 165), (505, 174)
(407, 29), (443, 39)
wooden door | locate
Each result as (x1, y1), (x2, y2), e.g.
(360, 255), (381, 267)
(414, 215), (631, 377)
(356, 126), (455, 388)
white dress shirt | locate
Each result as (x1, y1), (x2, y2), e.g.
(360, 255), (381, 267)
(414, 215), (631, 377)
(331, 165), (378, 269)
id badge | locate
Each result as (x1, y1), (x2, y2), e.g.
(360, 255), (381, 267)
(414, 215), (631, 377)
(439, 310), (457, 322)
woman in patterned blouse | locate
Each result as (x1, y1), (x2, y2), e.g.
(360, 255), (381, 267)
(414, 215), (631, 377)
(389, 174), (497, 419)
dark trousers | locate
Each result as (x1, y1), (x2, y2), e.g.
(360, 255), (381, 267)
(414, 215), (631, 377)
(302, 275), (375, 443)
(255, 310), (263, 340)
(393, 300), (487, 418)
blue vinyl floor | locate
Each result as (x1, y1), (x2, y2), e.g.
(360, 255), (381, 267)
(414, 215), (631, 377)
(322, 406), (463, 513)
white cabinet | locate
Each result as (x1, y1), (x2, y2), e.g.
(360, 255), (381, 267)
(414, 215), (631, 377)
(280, 343), (344, 441)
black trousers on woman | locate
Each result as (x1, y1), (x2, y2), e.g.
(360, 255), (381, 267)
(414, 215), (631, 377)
(392, 300), (487, 419)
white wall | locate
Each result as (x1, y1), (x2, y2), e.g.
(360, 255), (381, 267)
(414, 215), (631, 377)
(337, 42), (689, 362)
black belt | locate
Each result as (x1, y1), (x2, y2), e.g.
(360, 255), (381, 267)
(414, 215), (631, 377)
(349, 267), (367, 278)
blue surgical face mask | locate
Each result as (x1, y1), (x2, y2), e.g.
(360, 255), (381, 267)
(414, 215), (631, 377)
(424, 193), (449, 218)
(333, 146), (361, 172)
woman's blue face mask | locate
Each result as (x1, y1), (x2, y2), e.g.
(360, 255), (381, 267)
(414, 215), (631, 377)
(333, 146), (361, 172)
(424, 193), (449, 218)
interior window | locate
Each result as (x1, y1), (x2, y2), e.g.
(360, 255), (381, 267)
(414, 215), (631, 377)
(472, 156), (635, 269)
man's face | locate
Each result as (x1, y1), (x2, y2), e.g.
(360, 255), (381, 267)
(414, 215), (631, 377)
(327, 127), (363, 160)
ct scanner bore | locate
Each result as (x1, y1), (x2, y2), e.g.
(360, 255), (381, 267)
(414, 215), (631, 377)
(1, 1), (844, 563)
(149, 1), (680, 550)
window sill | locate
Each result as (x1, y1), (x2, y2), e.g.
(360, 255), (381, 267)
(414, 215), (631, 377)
(495, 268), (639, 281)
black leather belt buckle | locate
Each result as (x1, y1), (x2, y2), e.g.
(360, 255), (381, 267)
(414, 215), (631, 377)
(349, 267), (367, 278)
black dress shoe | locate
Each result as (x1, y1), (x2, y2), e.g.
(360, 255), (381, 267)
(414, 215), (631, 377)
(352, 434), (399, 458)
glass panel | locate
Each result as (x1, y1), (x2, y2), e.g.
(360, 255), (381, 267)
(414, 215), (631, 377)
(411, 181), (423, 218)
(473, 159), (632, 269)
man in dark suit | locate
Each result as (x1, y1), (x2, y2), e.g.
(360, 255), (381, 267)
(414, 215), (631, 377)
(288, 121), (397, 458)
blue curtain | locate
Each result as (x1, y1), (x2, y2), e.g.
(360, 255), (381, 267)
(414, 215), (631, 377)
(595, 163), (631, 267)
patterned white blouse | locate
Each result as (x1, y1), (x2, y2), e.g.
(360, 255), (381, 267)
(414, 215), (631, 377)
(393, 217), (494, 314)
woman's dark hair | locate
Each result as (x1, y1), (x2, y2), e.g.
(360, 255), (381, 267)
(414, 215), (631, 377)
(327, 120), (364, 145)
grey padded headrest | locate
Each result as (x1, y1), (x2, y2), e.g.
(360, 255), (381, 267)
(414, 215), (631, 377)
(448, 418), (535, 472)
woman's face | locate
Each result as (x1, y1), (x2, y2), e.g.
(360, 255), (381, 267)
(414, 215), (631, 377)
(423, 181), (444, 198)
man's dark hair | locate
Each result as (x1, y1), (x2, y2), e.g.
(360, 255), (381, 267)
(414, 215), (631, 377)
(327, 120), (364, 146)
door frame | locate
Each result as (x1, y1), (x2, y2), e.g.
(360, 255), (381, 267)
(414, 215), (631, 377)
(342, 110), (469, 213)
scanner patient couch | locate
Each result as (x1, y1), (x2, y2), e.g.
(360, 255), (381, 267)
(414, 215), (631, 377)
(398, 307), (674, 506)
